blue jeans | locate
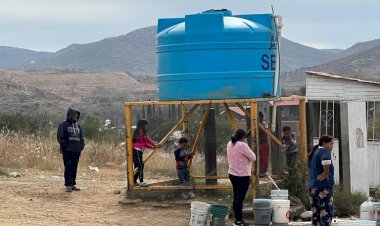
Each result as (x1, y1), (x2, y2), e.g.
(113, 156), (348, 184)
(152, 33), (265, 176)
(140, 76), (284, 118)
(177, 168), (190, 185)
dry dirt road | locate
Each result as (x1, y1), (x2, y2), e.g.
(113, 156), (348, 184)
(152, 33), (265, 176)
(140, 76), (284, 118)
(0, 168), (193, 226)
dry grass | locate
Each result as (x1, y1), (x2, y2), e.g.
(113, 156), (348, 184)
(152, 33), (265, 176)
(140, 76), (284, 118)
(0, 129), (125, 172)
(0, 130), (230, 180)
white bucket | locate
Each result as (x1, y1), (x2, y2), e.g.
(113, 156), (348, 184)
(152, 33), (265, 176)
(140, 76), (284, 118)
(189, 201), (211, 226)
(271, 189), (288, 200)
(272, 199), (290, 224)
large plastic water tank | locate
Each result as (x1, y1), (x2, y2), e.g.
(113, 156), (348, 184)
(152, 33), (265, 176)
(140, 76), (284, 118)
(156, 9), (279, 101)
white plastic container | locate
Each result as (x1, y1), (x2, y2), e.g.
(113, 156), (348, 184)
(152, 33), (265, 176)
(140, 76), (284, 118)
(373, 202), (380, 223)
(189, 201), (211, 226)
(270, 189), (288, 200)
(360, 198), (374, 220)
(272, 199), (290, 224)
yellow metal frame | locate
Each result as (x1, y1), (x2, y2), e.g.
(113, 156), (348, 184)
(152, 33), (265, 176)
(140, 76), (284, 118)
(124, 97), (307, 198)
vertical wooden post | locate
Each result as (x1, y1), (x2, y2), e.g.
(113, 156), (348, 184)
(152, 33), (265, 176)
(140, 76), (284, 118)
(250, 100), (258, 198)
(182, 104), (189, 139)
(125, 104), (134, 190)
(299, 98), (307, 164)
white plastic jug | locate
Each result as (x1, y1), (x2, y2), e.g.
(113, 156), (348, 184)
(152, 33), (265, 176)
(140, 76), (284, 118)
(360, 197), (374, 220)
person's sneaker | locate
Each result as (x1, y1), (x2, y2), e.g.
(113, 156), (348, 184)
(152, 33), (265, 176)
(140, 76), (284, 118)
(186, 192), (196, 199)
(65, 186), (73, 192)
(71, 186), (81, 191)
(139, 181), (149, 187)
(233, 221), (249, 226)
(180, 192), (188, 199)
(134, 182), (140, 186)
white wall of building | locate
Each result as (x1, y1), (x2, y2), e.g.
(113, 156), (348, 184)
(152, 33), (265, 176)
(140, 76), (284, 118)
(340, 101), (369, 196)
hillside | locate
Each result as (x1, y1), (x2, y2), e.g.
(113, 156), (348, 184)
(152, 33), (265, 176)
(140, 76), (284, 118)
(0, 69), (156, 119)
(0, 46), (52, 68)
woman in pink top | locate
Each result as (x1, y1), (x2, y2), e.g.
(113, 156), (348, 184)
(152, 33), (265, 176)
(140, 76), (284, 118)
(227, 129), (256, 226)
(132, 119), (160, 187)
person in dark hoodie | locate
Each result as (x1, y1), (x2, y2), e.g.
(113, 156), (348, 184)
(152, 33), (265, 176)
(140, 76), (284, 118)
(57, 108), (85, 192)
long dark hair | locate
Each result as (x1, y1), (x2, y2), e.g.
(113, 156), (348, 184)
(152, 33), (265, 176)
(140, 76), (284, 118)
(231, 129), (246, 145)
(132, 119), (148, 142)
(308, 135), (333, 167)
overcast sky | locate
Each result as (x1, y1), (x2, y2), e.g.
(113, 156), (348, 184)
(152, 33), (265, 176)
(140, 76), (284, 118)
(1, 0), (379, 52)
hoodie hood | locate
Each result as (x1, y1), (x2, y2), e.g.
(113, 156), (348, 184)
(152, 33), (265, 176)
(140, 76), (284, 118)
(66, 107), (81, 123)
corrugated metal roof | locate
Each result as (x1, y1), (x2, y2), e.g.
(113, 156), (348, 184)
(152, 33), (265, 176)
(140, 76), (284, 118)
(306, 71), (380, 86)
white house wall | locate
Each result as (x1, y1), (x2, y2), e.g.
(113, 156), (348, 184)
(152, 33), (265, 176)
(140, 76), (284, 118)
(306, 75), (380, 101)
(368, 141), (380, 188)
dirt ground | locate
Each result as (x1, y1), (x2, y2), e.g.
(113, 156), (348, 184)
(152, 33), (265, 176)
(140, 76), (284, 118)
(0, 168), (193, 226)
(1, 167), (343, 226)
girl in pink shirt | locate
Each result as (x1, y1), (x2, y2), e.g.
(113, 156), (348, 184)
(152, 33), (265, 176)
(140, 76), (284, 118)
(227, 129), (256, 226)
(132, 119), (160, 187)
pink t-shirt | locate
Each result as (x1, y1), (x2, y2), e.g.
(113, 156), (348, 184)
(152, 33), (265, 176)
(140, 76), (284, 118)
(227, 141), (256, 176)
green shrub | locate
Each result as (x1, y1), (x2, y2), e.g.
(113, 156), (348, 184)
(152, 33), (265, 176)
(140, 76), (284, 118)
(334, 188), (366, 217)
(280, 161), (310, 209)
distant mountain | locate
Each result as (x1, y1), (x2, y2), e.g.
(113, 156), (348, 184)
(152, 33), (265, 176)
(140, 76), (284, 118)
(283, 41), (380, 89)
(26, 26), (157, 76)
(280, 38), (336, 71)
(320, 49), (344, 54)
(0, 46), (52, 68)
(22, 26), (340, 75)
(334, 39), (380, 59)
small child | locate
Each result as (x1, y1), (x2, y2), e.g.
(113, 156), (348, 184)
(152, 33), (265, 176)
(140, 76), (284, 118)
(174, 137), (195, 199)
(282, 126), (298, 168)
(132, 119), (160, 187)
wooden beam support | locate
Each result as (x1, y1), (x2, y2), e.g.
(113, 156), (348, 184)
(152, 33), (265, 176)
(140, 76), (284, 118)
(132, 185), (194, 190)
(224, 103), (238, 131)
(250, 101), (258, 199)
(188, 103), (211, 169)
(145, 179), (178, 186)
(182, 105), (189, 139)
(124, 104), (134, 189)
(235, 102), (282, 147)
(299, 98), (307, 164)
(192, 176), (229, 180)
(143, 104), (200, 165)
(125, 98), (279, 107)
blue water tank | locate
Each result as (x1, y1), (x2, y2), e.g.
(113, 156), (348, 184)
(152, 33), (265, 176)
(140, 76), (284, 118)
(156, 9), (279, 100)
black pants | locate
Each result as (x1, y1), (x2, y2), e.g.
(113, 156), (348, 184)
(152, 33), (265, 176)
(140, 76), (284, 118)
(133, 149), (144, 183)
(62, 151), (81, 186)
(229, 174), (250, 222)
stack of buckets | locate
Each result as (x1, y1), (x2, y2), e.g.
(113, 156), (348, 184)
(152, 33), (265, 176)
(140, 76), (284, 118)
(271, 189), (291, 224)
(189, 201), (211, 226)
